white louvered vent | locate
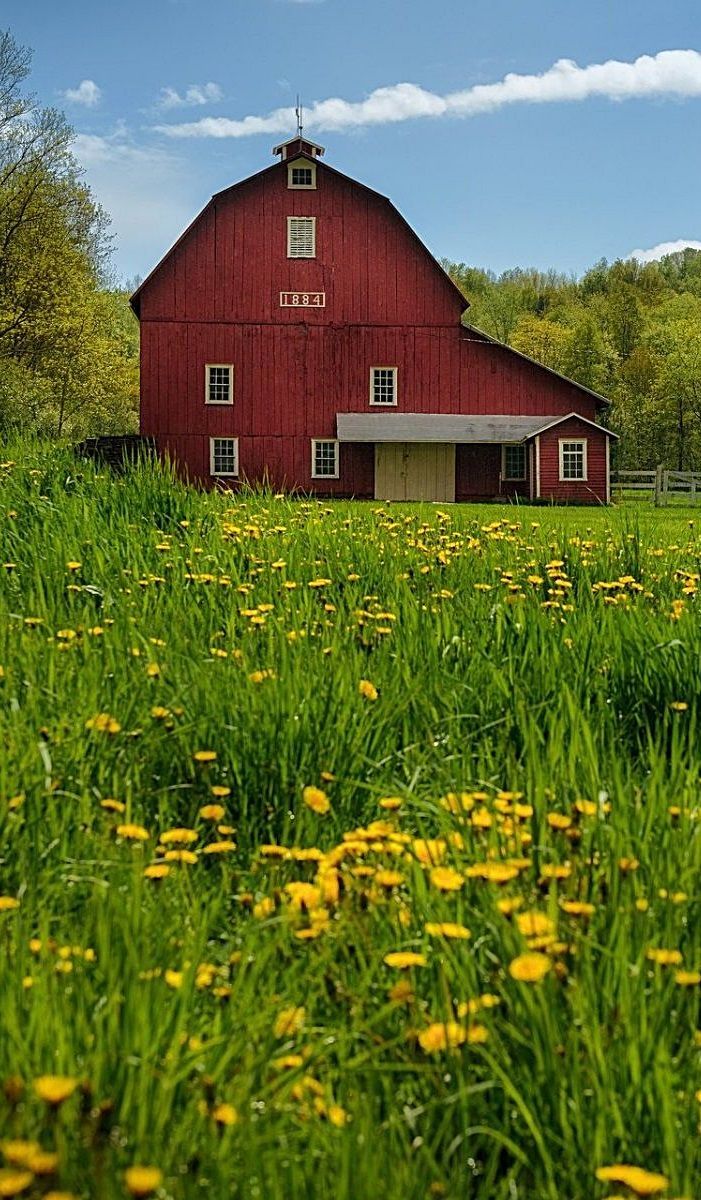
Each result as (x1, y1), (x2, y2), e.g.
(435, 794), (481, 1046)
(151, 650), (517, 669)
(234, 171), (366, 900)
(287, 216), (316, 258)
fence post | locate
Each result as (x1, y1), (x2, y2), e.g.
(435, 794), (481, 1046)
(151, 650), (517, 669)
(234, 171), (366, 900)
(654, 464), (663, 507)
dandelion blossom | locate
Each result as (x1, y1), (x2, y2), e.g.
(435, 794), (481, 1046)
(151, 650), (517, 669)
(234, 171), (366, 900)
(429, 867), (463, 892)
(303, 787), (330, 815)
(508, 953), (551, 983)
(595, 1164), (669, 1195)
(33, 1076), (78, 1106)
(274, 1006), (306, 1038)
(124, 1166), (163, 1197)
(384, 951), (427, 969)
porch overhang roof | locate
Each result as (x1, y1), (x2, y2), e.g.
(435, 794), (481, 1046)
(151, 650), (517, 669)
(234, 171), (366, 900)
(336, 412), (618, 443)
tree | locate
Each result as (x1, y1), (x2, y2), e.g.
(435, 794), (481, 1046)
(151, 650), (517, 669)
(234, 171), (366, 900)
(0, 28), (137, 437)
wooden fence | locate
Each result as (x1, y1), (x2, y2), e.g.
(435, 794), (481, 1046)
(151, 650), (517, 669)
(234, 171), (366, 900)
(611, 467), (701, 506)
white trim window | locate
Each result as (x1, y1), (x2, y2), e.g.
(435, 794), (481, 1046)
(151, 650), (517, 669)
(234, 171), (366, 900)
(288, 160), (316, 189)
(559, 438), (587, 481)
(210, 437), (239, 477)
(370, 366), (398, 407)
(287, 216), (316, 258)
(311, 439), (339, 479)
(205, 364), (234, 406)
(502, 443), (526, 481)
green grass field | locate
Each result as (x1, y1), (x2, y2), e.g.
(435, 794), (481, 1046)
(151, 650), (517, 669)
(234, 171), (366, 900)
(1, 441), (700, 1200)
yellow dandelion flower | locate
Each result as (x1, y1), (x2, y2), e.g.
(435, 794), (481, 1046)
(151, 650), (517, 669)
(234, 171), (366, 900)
(116, 824), (149, 842)
(164, 969), (183, 989)
(508, 952), (552, 983)
(124, 1166), (163, 1197)
(203, 841), (237, 855)
(25, 1150), (58, 1176)
(210, 784), (231, 797)
(163, 849), (198, 864)
(595, 1165), (669, 1196)
(379, 796), (402, 810)
(358, 679), (378, 701)
(211, 1102), (238, 1126)
(384, 951), (427, 969)
(143, 864), (170, 880)
(646, 948), (683, 966)
(560, 900), (595, 917)
(33, 1076), (78, 1106)
(303, 786), (330, 815)
(85, 713), (121, 735)
(199, 804), (225, 820)
(273, 1006), (306, 1038)
(375, 870), (405, 888)
(669, 701), (688, 712)
(466, 862), (519, 884)
(0, 897), (19, 912)
(193, 750), (217, 763)
(0, 1169), (34, 1197)
(674, 970), (701, 986)
(100, 799), (125, 813)
(159, 827), (198, 845)
(429, 866), (463, 892)
(424, 922), (471, 940)
(516, 911), (554, 938)
(418, 1022), (477, 1053)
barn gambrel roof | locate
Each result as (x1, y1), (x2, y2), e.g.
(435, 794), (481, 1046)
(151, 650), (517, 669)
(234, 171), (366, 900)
(129, 150), (611, 413)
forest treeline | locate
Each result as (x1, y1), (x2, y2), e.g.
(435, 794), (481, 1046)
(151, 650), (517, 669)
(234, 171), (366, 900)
(2, 25), (701, 465)
(443, 253), (701, 469)
(0, 29), (138, 439)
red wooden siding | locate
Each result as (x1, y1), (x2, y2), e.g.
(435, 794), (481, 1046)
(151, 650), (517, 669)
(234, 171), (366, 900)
(538, 416), (609, 504)
(133, 148), (613, 503)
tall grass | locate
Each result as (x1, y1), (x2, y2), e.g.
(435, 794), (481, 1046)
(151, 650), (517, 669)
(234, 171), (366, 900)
(0, 439), (699, 1199)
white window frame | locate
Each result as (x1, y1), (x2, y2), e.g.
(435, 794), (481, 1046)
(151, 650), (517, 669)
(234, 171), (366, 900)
(287, 216), (316, 258)
(287, 160), (317, 190)
(369, 366), (398, 407)
(311, 439), (339, 480)
(501, 443), (526, 481)
(205, 364), (234, 406)
(558, 438), (588, 482)
(209, 437), (239, 478)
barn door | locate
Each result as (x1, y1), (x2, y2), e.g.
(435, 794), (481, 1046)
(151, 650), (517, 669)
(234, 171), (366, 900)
(375, 444), (455, 502)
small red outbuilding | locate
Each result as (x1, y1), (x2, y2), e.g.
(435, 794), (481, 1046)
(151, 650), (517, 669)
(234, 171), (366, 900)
(130, 135), (617, 503)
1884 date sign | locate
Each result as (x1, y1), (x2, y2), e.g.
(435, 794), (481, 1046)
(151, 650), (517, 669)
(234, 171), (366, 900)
(279, 291), (326, 308)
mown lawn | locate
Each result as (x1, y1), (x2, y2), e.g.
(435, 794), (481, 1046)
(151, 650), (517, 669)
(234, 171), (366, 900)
(0, 442), (700, 1200)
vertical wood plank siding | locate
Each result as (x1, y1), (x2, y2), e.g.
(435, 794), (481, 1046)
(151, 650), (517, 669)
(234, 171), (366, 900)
(137, 156), (610, 502)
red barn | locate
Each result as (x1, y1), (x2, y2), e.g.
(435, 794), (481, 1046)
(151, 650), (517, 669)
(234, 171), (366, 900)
(130, 136), (617, 503)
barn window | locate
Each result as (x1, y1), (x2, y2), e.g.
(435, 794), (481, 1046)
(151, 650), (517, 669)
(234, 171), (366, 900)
(205, 364), (234, 405)
(311, 439), (339, 479)
(370, 367), (398, 407)
(210, 437), (239, 477)
(502, 443), (526, 481)
(287, 216), (316, 258)
(288, 161), (316, 189)
(559, 438), (587, 481)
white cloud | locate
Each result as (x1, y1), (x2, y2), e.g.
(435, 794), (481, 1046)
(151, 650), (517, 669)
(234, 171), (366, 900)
(154, 49), (701, 139)
(62, 79), (102, 107)
(72, 129), (198, 280)
(629, 238), (701, 262)
(157, 82), (223, 111)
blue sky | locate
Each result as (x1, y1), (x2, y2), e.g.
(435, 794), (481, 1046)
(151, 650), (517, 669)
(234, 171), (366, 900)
(7, 0), (701, 283)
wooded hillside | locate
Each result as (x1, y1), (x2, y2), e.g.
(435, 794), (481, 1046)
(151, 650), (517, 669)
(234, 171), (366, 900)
(444, 253), (701, 469)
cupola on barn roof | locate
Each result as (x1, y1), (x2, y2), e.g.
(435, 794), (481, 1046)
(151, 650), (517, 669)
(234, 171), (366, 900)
(272, 135), (325, 160)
